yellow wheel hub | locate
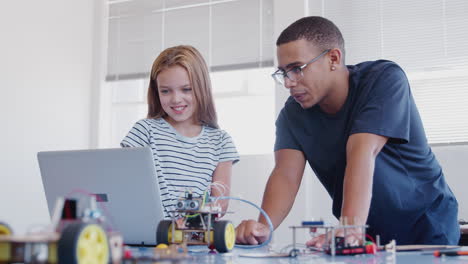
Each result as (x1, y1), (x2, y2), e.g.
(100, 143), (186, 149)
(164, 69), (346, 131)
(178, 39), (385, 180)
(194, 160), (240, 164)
(156, 243), (168, 249)
(167, 224), (183, 243)
(76, 224), (109, 264)
(0, 224), (12, 236)
(204, 230), (214, 244)
(225, 223), (235, 250)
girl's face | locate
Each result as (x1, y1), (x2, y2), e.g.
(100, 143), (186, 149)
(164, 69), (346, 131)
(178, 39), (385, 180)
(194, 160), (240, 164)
(157, 65), (197, 127)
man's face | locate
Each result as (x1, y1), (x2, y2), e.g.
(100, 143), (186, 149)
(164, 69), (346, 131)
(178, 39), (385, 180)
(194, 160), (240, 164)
(277, 39), (331, 109)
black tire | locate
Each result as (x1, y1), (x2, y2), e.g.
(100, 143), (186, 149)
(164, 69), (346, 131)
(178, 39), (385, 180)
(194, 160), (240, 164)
(156, 220), (173, 245)
(57, 223), (109, 264)
(290, 249), (300, 257)
(213, 220), (235, 253)
(0, 221), (13, 235)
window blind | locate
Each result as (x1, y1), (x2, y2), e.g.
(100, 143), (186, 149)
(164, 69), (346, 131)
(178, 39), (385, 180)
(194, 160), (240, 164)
(309, 0), (468, 144)
(106, 0), (274, 81)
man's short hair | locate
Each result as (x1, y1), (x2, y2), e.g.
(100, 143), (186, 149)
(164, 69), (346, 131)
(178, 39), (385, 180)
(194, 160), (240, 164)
(277, 16), (345, 56)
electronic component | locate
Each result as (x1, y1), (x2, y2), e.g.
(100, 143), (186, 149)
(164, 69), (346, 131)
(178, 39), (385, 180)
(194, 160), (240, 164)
(327, 237), (377, 255)
(289, 220), (376, 257)
(175, 199), (201, 210)
(302, 220), (324, 226)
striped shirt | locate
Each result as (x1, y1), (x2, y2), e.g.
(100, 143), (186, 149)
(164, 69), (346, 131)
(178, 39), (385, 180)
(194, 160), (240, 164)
(121, 118), (239, 217)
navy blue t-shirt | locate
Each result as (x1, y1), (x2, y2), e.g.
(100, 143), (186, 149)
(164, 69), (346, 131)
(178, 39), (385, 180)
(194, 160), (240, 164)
(275, 60), (459, 245)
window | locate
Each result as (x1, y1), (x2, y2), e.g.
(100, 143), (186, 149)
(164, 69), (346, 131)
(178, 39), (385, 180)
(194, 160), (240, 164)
(211, 67), (275, 155)
(104, 68), (275, 154)
(101, 0), (275, 154)
(308, 0), (468, 144)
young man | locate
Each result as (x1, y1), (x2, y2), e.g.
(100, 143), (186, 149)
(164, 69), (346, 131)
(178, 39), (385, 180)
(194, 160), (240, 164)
(236, 16), (459, 246)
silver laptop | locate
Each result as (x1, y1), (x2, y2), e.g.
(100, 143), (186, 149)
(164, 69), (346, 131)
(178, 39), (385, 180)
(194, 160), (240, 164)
(37, 147), (164, 246)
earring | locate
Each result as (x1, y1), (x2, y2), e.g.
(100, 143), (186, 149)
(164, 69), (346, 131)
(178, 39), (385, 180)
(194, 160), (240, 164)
(331, 66), (336, 71)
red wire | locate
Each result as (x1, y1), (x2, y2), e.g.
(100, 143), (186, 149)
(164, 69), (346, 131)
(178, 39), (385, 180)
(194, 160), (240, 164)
(63, 188), (116, 232)
(365, 234), (376, 244)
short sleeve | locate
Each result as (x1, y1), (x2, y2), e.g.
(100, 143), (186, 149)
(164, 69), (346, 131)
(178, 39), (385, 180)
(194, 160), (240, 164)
(274, 107), (303, 152)
(350, 65), (410, 144)
(218, 131), (240, 164)
(120, 119), (151, 147)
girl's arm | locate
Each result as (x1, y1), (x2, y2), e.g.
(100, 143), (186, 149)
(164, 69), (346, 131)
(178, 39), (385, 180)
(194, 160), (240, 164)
(211, 161), (233, 212)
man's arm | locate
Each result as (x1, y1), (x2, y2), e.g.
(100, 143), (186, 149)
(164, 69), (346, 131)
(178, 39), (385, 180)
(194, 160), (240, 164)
(235, 148), (306, 245)
(307, 132), (387, 248)
(341, 132), (388, 224)
(259, 149), (306, 227)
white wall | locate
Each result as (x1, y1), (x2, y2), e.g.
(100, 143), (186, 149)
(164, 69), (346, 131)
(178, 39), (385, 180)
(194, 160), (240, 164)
(432, 144), (468, 220)
(0, 0), (99, 233)
(228, 154), (334, 249)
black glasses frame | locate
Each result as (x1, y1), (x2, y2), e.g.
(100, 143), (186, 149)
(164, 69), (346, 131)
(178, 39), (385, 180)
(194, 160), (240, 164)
(271, 49), (331, 85)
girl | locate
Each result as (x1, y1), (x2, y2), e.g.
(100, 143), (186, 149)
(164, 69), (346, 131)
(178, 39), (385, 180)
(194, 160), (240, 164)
(121, 45), (239, 218)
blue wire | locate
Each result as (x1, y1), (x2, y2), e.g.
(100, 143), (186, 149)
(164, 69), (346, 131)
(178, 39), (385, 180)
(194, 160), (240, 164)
(216, 196), (274, 249)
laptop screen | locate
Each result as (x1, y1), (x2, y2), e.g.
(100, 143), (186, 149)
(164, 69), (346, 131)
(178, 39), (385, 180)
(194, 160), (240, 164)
(38, 147), (164, 245)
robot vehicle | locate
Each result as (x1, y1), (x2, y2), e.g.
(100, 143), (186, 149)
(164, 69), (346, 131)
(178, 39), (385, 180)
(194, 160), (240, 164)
(0, 197), (123, 264)
(156, 191), (235, 253)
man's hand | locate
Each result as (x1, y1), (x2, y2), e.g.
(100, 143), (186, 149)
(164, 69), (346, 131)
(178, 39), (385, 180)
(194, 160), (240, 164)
(235, 219), (270, 245)
(305, 227), (363, 248)
(235, 149), (306, 246)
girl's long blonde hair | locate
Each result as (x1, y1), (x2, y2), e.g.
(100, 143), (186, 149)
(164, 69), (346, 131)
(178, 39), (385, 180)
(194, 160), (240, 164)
(147, 45), (218, 129)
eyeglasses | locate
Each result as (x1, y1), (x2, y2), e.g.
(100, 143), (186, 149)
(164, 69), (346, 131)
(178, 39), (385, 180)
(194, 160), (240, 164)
(271, 49), (331, 86)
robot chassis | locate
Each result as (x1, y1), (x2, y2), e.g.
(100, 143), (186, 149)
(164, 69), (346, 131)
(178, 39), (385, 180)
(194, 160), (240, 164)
(156, 192), (236, 253)
(0, 197), (187, 264)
